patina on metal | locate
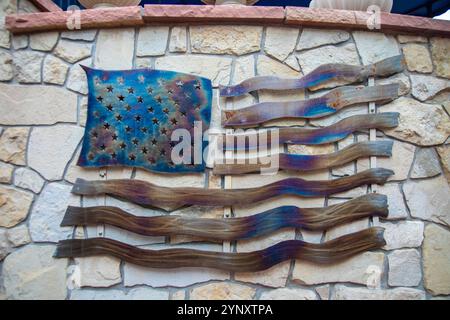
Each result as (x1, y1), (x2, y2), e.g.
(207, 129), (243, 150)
(219, 55), (405, 97)
(71, 168), (394, 211)
(61, 194), (388, 240)
(221, 113), (399, 151)
(222, 84), (399, 127)
(213, 141), (393, 175)
(77, 67), (212, 173)
(54, 227), (386, 272)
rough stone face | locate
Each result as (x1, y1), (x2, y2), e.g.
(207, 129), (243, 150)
(155, 55), (232, 86)
(257, 55), (300, 77)
(29, 32), (58, 51)
(137, 26), (169, 57)
(0, 84), (78, 125)
(423, 224), (450, 295)
(374, 184), (408, 220)
(381, 221), (424, 250)
(284, 54), (301, 71)
(388, 249), (422, 287)
(71, 287), (169, 300)
(95, 28), (135, 69)
(169, 26), (187, 53)
(316, 285), (330, 300)
(430, 37), (450, 79)
(293, 252), (385, 286)
(232, 55), (255, 84)
(411, 148), (441, 178)
(264, 26), (299, 61)
(12, 35), (28, 49)
(6, 224), (31, 247)
(54, 40), (92, 63)
(43, 55), (69, 85)
(0, 228), (10, 260)
(171, 290), (186, 300)
(14, 50), (44, 83)
(74, 256), (121, 288)
(190, 25), (262, 55)
(410, 74), (450, 102)
(3, 244), (68, 300)
(0, 50), (13, 81)
(61, 30), (97, 41)
(333, 285), (425, 300)
(297, 43), (360, 74)
(190, 282), (256, 300)
(0, 127), (29, 165)
(353, 31), (400, 64)
(66, 58), (91, 95)
(403, 175), (450, 227)
(28, 124), (84, 180)
(380, 97), (450, 146)
(377, 140), (415, 181)
(297, 28), (350, 51)
(402, 44), (433, 73)
(398, 35), (428, 44)
(13, 167), (45, 193)
(324, 218), (369, 241)
(259, 288), (317, 300)
(0, 161), (13, 183)
(29, 182), (80, 242)
(436, 145), (450, 184)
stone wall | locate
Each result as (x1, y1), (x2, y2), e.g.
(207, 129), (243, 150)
(0, 0), (449, 300)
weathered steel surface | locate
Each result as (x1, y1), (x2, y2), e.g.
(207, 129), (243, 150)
(221, 113), (399, 151)
(71, 168), (393, 211)
(78, 67), (212, 173)
(219, 55), (405, 97)
(62, 194), (388, 240)
(213, 141), (393, 175)
(222, 84), (399, 127)
(54, 227), (386, 272)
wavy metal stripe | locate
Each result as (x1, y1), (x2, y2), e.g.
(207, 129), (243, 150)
(54, 228), (386, 272)
(221, 113), (399, 151)
(71, 168), (393, 211)
(222, 84), (399, 127)
(214, 141), (393, 175)
(219, 55), (405, 97)
(61, 194), (388, 241)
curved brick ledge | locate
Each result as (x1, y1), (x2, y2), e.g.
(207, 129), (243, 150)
(5, 4), (450, 36)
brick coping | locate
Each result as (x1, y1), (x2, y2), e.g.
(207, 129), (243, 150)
(5, 4), (450, 37)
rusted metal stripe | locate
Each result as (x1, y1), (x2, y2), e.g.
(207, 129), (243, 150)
(221, 112), (399, 151)
(213, 141), (392, 175)
(219, 55), (405, 97)
(71, 168), (393, 211)
(61, 194), (388, 240)
(222, 84), (399, 127)
(54, 227), (386, 272)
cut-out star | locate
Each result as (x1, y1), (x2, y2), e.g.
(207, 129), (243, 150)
(170, 118), (178, 125)
(134, 115), (141, 122)
(88, 153), (94, 160)
(129, 154), (136, 161)
(160, 127), (167, 135)
(176, 80), (183, 87)
(141, 147), (148, 154)
(141, 127), (148, 133)
(147, 106), (154, 113)
(194, 82), (201, 90)
(106, 85), (114, 92)
(115, 114), (123, 122)
(156, 96), (163, 104)
(106, 104), (113, 112)
(103, 122), (111, 130)
(152, 118), (159, 125)
(147, 87), (153, 94)
(125, 105), (132, 112)
(137, 96), (144, 103)
(160, 149), (166, 156)
(92, 131), (98, 138)
(180, 110), (187, 117)
(163, 108), (169, 114)
(117, 94), (125, 101)
(125, 126), (132, 133)
(119, 142), (127, 149)
(96, 96), (104, 103)
(128, 87), (134, 94)
(100, 144), (106, 150)
(151, 138), (157, 145)
(111, 152), (117, 159)
(132, 138), (139, 145)
(112, 133), (118, 140)
(167, 89), (173, 95)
